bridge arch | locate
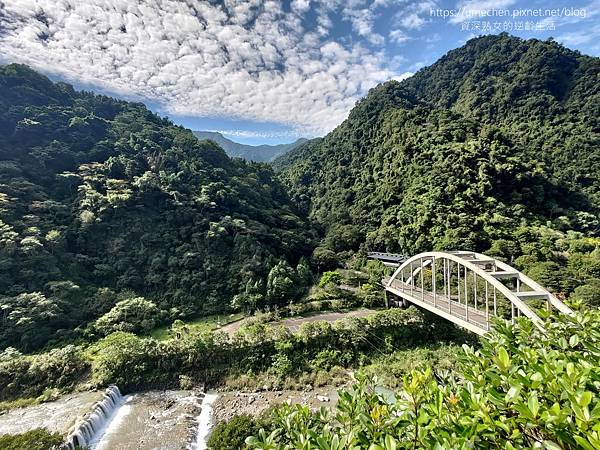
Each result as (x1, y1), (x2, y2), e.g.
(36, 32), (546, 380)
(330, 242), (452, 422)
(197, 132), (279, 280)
(382, 250), (573, 335)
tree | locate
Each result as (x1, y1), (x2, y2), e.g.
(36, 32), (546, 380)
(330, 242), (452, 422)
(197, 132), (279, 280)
(295, 257), (313, 286)
(571, 279), (600, 307)
(0, 292), (62, 351)
(266, 261), (296, 305)
(311, 246), (339, 272)
(94, 297), (162, 335)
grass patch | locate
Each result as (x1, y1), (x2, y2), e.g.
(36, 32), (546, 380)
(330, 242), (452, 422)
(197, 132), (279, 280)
(0, 429), (63, 450)
(0, 396), (39, 412)
(148, 313), (245, 340)
(0, 388), (62, 412)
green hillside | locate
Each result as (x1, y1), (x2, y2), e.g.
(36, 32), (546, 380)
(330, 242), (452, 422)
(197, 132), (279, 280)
(275, 34), (600, 256)
(0, 64), (315, 352)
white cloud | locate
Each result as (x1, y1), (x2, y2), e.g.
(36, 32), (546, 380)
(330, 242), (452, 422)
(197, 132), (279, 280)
(341, 3), (386, 46)
(392, 71), (413, 81)
(392, 0), (436, 31)
(449, 0), (517, 24)
(558, 24), (600, 47)
(291, 0), (311, 14)
(0, 0), (401, 137)
(389, 29), (410, 44)
(399, 13), (425, 29)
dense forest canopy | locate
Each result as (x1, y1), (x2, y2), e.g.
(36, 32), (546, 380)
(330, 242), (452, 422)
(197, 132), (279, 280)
(275, 34), (600, 255)
(0, 64), (316, 352)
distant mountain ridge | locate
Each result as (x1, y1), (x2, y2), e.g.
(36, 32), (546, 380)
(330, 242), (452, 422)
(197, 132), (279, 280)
(193, 130), (307, 163)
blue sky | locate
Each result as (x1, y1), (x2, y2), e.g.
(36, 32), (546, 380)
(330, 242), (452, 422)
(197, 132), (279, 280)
(1, 0), (599, 145)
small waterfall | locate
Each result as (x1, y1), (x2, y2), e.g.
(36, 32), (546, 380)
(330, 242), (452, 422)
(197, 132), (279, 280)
(64, 386), (124, 449)
(190, 392), (218, 450)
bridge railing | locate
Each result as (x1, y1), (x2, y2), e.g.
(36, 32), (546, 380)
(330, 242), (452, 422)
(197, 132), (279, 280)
(382, 251), (573, 335)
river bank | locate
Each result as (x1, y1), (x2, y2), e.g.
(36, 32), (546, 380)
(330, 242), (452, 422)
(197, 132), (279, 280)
(212, 385), (344, 423)
(0, 389), (205, 449)
(0, 382), (350, 448)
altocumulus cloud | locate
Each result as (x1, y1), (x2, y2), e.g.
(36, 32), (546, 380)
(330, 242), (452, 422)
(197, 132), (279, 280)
(0, 0), (402, 136)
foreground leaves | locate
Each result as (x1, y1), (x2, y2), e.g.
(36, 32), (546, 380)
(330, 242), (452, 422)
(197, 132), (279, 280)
(247, 309), (600, 449)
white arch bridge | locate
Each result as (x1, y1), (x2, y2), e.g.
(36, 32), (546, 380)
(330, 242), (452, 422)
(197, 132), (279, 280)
(377, 251), (573, 336)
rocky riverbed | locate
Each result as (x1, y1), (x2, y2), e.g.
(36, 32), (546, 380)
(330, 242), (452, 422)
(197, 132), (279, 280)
(0, 390), (104, 436)
(91, 390), (201, 450)
(212, 386), (343, 423)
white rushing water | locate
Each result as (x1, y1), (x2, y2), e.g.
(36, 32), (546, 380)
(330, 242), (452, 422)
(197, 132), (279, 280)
(191, 392), (218, 450)
(64, 386), (133, 449)
(88, 395), (133, 450)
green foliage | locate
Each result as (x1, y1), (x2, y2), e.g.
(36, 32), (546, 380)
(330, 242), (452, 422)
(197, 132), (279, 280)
(0, 307), (458, 399)
(571, 279), (600, 307)
(0, 63), (316, 352)
(359, 283), (382, 307)
(248, 309), (600, 448)
(0, 429), (63, 450)
(358, 344), (461, 388)
(93, 297), (163, 336)
(311, 246), (339, 271)
(87, 332), (169, 389)
(0, 345), (88, 401)
(266, 261), (297, 305)
(318, 271), (342, 287)
(207, 414), (262, 450)
(0, 292), (64, 352)
(275, 34), (600, 298)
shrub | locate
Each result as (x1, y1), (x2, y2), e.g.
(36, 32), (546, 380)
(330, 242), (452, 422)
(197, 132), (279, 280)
(318, 271), (342, 287)
(0, 345), (88, 401)
(247, 309), (600, 449)
(0, 429), (63, 450)
(207, 414), (260, 450)
(88, 332), (169, 389)
(358, 282), (383, 307)
(571, 279), (600, 307)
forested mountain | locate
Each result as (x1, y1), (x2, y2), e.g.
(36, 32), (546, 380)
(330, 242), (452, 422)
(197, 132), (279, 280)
(275, 34), (600, 258)
(193, 131), (307, 162)
(0, 64), (315, 351)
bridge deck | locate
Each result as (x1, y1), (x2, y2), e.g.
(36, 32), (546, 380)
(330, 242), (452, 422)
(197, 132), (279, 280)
(383, 277), (489, 334)
(367, 252), (408, 267)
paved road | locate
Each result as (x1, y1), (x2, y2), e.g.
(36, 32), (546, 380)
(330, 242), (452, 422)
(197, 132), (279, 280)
(279, 309), (376, 332)
(219, 308), (377, 336)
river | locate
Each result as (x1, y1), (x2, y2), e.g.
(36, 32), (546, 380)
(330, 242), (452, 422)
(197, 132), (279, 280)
(0, 388), (217, 449)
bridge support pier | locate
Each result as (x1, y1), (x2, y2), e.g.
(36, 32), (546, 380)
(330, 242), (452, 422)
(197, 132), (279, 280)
(385, 290), (408, 309)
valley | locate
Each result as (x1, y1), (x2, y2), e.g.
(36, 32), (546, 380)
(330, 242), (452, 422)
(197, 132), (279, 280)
(0, 32), (599, 449)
